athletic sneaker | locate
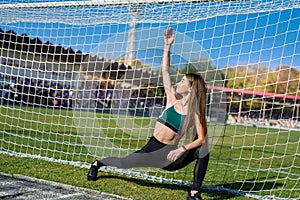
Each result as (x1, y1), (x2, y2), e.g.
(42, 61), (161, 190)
(186, 191), (203, 200)
(87, 161), (99, 181)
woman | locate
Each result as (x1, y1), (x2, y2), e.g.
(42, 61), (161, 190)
(87, 28), (209, 200)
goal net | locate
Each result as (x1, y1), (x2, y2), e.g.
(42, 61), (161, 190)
(0, 0), (299, 199)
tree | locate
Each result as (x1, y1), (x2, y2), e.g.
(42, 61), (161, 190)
(221, 64), (269, 91)
(221, 66), (246, 89)
(266, 65), (300, 95)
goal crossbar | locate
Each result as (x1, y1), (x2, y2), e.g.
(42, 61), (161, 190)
(0, 0), (205, 9)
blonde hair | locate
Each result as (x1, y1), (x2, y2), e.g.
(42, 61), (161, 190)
(179, 73), (207, 141)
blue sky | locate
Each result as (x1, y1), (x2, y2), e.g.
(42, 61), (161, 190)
(0, 3), (299, 70)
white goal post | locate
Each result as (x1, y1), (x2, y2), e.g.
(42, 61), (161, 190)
(0, 1), (299, 199)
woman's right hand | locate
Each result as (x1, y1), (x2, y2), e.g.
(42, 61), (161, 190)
(167, 147), (185, 162)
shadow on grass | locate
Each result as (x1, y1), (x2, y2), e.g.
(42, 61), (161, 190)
(218, 178), (284, 192)
(97, 175), (249, 200)
(96, 175), (189, 190)
(210, 178), (285, 199)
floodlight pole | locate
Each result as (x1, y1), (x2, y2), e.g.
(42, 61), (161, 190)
(125, 5), (139, 67)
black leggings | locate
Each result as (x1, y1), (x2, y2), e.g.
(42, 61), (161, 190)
(99, 136), (209, 190)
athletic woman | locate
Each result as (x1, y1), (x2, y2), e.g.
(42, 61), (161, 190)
(87, 28), (209, 200)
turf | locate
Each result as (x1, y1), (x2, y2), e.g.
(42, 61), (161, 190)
(0, 104), (299, 199)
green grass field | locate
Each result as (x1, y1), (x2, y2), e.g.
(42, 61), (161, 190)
(0, 105), (299, 199)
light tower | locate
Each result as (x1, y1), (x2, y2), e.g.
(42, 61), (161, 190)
(125, 5), (139, 67)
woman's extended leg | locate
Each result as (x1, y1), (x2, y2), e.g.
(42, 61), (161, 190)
(87, 136), (176, 181)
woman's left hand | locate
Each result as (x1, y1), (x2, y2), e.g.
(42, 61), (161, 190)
(167, 148), (184, 162)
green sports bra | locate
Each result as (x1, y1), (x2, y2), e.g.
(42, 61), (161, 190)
(157, 104), (186, 133)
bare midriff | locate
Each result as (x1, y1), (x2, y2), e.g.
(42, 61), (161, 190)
(153, 121), (180, 145)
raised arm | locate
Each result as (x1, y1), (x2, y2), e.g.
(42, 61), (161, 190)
(162, 28), (176, 105)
